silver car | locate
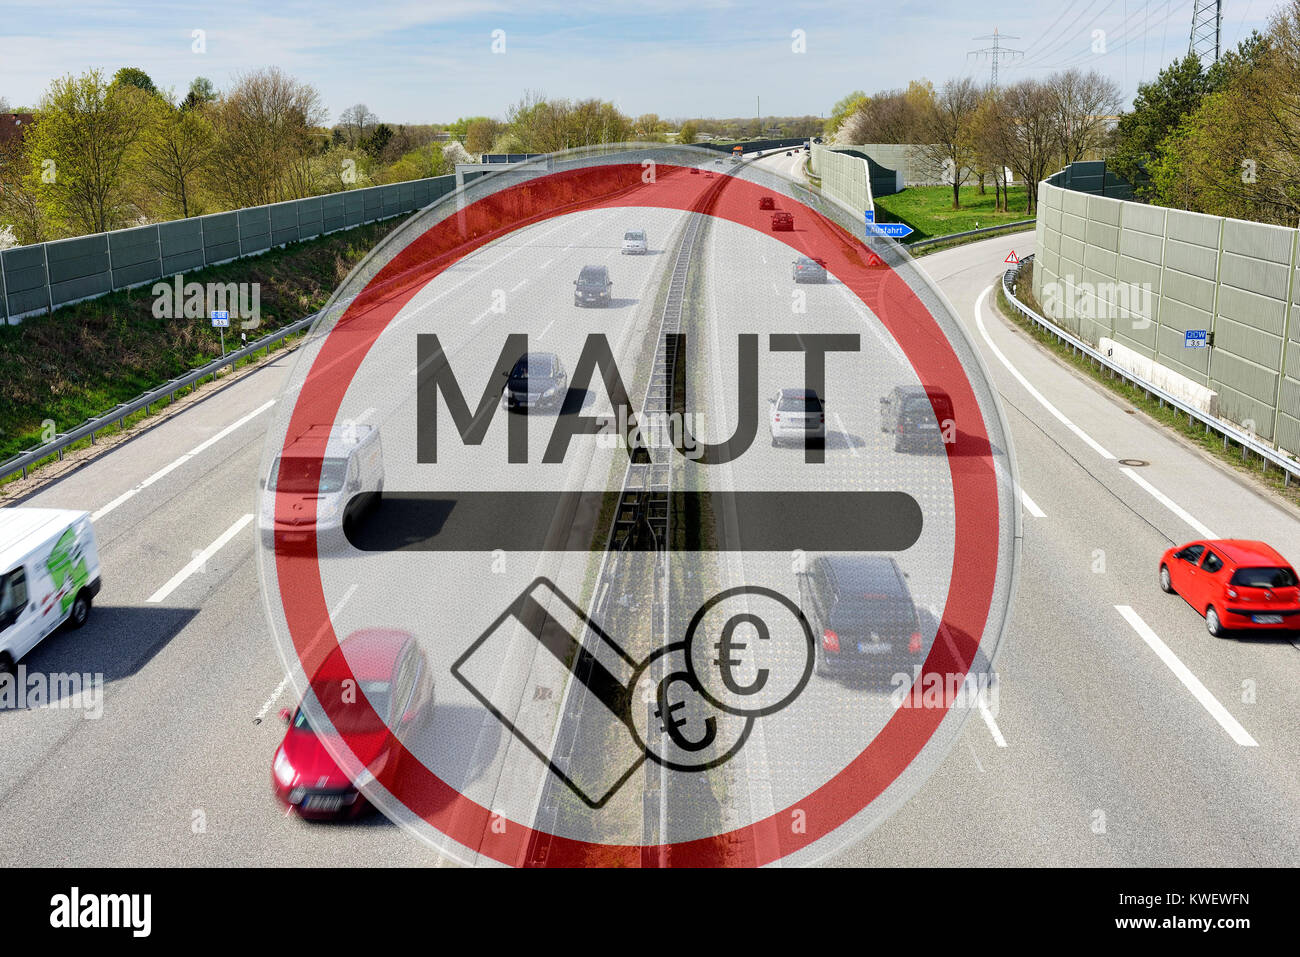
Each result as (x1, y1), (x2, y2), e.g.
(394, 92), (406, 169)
(768, 388), (827, 446)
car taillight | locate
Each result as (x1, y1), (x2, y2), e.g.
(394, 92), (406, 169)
(909, 632), (923, 653)
(774, 414), (780, 422)
(1227, 588), (1239, 599)
(822, 628), (840, 653)
(820, 413), (825, 423)
(898, 423), (905, 433)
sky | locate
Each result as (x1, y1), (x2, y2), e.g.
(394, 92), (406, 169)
(0, 1), (1286, 125)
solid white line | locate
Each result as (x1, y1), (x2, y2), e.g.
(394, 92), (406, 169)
(93, 401), (275, 520)
(1115, 605), (1257, 747)
(147, 513), (253, 603)
(1019, 487), (1046, 518)
(254, 676), (291, 723)
(975, 285), (1115, 459)
(1119, 466), (1218, 539)
(978, 699), (1008, 747)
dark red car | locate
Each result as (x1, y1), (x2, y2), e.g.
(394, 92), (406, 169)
(758, 196), (776, 210)
(771, 211), (794, 231)
(1159, 540), (1300, 636)
(272, 629), (434, 819)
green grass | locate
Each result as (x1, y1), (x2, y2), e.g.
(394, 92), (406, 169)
(0, 219), (404, 467)
(873, 183), (1031, 242)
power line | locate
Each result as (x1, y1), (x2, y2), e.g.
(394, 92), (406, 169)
(1019, 0), (1117, 66)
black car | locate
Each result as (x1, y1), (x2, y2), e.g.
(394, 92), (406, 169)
(758, 196), (776, 210)
(880, 385), (954, 452)
(797, 555), (923, 679)
(574, 265), (612, 307)
(502, 352), (568, 411)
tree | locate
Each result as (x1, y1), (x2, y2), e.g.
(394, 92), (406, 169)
(677, 120), (698, 145)
(24, 70), (149, 235)
(916, 77), (981, 209)
(971, 86), (1012, 211)
(182, 77), (217, 111)
(338, 103), (377, 148)
(982, 79), (1060, 214)
(1109, 54), (1209, 190)
(465, 118), (502, 154)
(1048, 69), (1122, 164)
(135, 93), (215, 218)
(826, 90), (868, 139)
(111, 67), (157, 95)
(0, 131), (45, 244)
(205, 67), (327, 208)
(361, 122), (393, 157)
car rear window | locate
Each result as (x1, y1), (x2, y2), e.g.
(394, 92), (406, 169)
(579, 267), (606, 281)
(511, 356), (553, 378)
(624, 231), (644, 241)
(1230, 566), (1297, 588)
(778, 394), (823, 412)
(830, 597), (916, 635)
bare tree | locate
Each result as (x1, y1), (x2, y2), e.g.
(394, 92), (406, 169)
(983, 79), (1061, 214)
(1049, 69), (1123, 163)
(915, 77), (981, 208)
(338, 103), (378, 148)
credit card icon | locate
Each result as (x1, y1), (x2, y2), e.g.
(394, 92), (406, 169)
(452, 578), (646, 808)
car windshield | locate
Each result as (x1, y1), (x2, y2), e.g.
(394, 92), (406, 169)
(579, 267), (605, 282)
(271, 456), (348, 494)
(624, 232), (644, 241)
(797, 257), (820, 266)
(1230, 566), (1297, 588)
(510, 356), (552, 379)
(295, 679), (393, 734)
(778, 394), (822, 412)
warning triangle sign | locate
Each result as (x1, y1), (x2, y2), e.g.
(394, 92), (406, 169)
(1005, 250), (1019, 264)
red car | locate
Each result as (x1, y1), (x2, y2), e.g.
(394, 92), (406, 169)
(758, 196), (776, 210)
(272, 629), (434, 819)
(771, 211), (794, 231)
(1159, 540), (1300, 636)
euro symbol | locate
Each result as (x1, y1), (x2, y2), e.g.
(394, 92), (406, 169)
(714, 613), (769, 697)
(653, 671), (716, 753)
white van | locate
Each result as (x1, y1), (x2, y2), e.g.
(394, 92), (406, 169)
(259, 424), (384, 548)
(0, 508), (102, 671)
(621, 230), (648, 255)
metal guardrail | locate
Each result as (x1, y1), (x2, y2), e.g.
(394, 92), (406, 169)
(0, 312), (319, 482)
(906, 218), (1036, 251)
(1003, 256), (1300, 486)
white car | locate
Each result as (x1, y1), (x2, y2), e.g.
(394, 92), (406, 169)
(0, 508), (102, 670)
(621, 230), (648, 255)
(260, 423), (384, 549)
(768, 389), (827, 446)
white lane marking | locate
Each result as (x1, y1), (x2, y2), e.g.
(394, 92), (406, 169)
(538, 319), (555, 340)
(254, 676), (291, 723)
(93, 401), (275, 520)
(978, 699), (1008, 747)
(147, 513), (254, 603)
(975, 285), (1115, 460)
(538, 258), (554, 271)
(469, 305), (494, 326)
(1115, 605), (1257, 747)
(1120, 466), (1217, 539)
(966, 737), (986, 772)
(510, 280), (526, 293)
(1019, 488), (1046, 518)
(832, 412), (859, 457)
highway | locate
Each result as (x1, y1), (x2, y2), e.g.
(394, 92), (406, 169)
(2, 151), (1298, 866)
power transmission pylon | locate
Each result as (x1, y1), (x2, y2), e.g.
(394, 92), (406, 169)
(968, 28), (1023, 87)
(1189, 0), (1223, 63)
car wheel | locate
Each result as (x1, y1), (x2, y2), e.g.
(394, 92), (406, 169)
(69, 592), (91, 629)
(0, 652), (13, 676)
(814, 643), (830, 678)
(1205, 605), (1225, 638)
(1159, 564), (1174, 594)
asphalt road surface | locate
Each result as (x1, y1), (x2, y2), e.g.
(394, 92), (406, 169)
(3, 153), (1298, 866)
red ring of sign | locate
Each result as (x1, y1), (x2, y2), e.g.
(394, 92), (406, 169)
(272, 161), (1002, 866)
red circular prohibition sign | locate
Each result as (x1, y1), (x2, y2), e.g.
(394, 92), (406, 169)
(273, 161), (1003, 867)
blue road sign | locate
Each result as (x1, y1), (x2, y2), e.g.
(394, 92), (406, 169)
(1185, 329), (1208, 349)
(865, 222), (915, 239)
(865, 210), (875, 223)
(211, 310), (230, 328)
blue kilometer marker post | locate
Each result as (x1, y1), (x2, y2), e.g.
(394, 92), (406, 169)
(864, 210), (914, 239)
